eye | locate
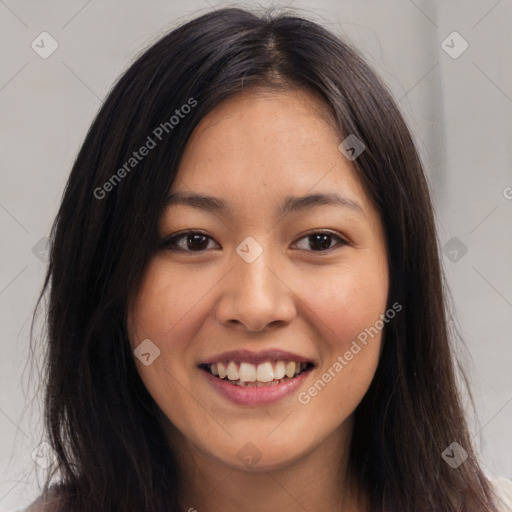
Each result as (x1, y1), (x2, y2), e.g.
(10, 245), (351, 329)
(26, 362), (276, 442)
(160, 231), (220, 252)
(292, 231), (347, 252)
(160, 230), (348, 253)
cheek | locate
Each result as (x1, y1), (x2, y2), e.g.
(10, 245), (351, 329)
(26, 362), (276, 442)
(296, 258), (389, 351)
(127, 259), (212, 427)
(129, 257), (213, 344)
(293, 258), (388, 417)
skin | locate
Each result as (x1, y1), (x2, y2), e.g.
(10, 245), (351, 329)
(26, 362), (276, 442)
(127, 87), (389, 512)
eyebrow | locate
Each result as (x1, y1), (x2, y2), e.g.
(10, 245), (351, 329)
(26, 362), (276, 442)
(164, 191), (365, 217)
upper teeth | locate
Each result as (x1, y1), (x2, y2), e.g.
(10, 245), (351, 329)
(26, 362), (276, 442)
(209, 361), (307, 382)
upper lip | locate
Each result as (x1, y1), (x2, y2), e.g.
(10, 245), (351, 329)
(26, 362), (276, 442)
(199, 349), (316, 366)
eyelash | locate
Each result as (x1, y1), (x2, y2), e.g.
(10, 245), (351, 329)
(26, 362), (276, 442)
(159, 230), (348, 254)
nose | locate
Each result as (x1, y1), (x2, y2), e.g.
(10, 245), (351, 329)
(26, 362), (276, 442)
(215, 242), (297, 332)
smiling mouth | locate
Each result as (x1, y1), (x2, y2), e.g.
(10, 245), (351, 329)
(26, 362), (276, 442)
(199, 360), (315, 387)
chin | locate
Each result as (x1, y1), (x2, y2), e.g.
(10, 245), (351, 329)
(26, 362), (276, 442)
(201, 430), (315, 473)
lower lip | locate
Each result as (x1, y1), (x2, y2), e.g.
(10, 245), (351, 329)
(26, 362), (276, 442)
(201, 368), (312, 406)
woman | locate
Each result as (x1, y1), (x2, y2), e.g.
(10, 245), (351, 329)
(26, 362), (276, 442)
(24, 6), (512, 512)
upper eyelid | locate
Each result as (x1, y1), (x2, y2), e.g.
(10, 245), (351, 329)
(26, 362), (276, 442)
(160, 230), (219, 250)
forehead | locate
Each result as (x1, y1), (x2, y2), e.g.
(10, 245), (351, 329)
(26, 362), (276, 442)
(170, 88), (369, 212)
(184, 87), (339, 159)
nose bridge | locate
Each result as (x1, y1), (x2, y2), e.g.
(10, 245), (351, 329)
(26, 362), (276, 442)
(234, 234), (280, 302)
(216, 235), (295, 331)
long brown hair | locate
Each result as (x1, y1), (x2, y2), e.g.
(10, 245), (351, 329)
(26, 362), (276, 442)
(32, 7), (501, 511)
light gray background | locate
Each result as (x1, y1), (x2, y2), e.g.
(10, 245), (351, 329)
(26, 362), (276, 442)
(1, 0), (511, 509)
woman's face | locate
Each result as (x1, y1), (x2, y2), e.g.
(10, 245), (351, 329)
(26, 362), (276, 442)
(128, 88), (389, 472)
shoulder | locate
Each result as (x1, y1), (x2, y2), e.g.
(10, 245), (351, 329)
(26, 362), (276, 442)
(23, 486), (64, 512)
(489, 477), (512, 511)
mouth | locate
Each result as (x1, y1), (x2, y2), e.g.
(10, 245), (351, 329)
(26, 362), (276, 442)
(199, 360), (315, 387)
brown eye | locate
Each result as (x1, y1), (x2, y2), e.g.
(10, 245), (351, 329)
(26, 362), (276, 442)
(160, 230), (347, 254)
(161, 231), (219, 252)
(293, 231), (347, 252)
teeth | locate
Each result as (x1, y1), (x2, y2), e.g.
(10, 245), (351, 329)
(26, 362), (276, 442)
(239, 362), (256, 382)
(256, 362), (274, 382)
(285, 361), (296, 378)
(227, 361), (238, 381)
(218, 362), (227, 379)
(274, 360), (286, 380)
(207, 360), (308, 383)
